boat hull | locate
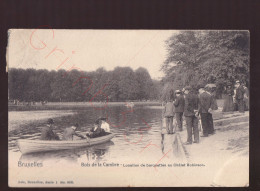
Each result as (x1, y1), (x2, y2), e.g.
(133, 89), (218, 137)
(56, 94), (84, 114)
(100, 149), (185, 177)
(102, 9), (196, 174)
(17, 133), (115, 154)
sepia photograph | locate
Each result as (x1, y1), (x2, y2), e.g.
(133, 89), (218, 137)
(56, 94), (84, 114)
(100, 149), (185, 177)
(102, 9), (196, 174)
(7, 29), (249, 187)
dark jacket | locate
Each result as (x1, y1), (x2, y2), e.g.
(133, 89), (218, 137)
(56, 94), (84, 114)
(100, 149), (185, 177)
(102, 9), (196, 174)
(62, 127), (85, 140)
(40, 126), (60, 140)
(184, 93), (199, 117)
(163, 102), (175, 117)
(89, 126), (106, 138)
(244, 86), (249, 97)
(210, 91), (218, 110)
(198, 92), (213, 113)
(235, 85), (245, 100)
(225, 87), (234, 96)
(174, 95), (185, 113)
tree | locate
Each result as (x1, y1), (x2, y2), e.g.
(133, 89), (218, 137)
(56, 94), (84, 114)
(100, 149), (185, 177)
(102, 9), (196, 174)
(9, 68), (27, 101)
(50, 70), (71, 101)
(8, 66), (161, 102)
(162, 31), (249, 98)
(135, 67), (154, 100)
(116, 67), (139, 100)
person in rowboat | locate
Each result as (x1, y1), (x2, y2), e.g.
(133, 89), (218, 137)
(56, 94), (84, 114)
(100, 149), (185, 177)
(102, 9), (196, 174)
(62, 123), (86, 140)
(99, 117), (110, 133)
(86, 119), (106, 138)
(40, 118), (60, 140)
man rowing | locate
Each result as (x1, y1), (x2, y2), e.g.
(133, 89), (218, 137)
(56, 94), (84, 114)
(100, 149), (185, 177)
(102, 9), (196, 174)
(62, 123), (86, 140)
(40, 118), (60, 140)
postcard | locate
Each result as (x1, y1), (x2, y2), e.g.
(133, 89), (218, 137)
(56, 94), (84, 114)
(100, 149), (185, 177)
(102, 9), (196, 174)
(7, 29), (249, 187)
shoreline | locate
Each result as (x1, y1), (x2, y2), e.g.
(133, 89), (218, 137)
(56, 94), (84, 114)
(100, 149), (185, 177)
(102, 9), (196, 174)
(8, 101), (161, 111)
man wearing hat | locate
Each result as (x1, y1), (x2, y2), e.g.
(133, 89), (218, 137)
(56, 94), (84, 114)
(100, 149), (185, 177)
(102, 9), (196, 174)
(234, 80), (245, 113)
(183, 86), (199, 144)
(40, 118), (60, 140)
(62, 123), (86, 140)
(86, 119), (106, 138)
(163, 97), (175, 134)
(205, 85), (217, 134)
(198, 86), (214, 137)
(174, 89), (185, 131)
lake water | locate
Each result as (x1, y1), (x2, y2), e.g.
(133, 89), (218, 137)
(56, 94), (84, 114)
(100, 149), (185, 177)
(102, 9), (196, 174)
(9, 104), (185, 166)
(8, 103), (249, 187)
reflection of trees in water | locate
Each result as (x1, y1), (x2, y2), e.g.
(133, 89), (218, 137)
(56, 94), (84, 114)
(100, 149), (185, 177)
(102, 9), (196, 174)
(11, 106), (166, 163)
(19, 141), (114, 163)
(104, 106), (127, 129)
(121, 107), (161, 139)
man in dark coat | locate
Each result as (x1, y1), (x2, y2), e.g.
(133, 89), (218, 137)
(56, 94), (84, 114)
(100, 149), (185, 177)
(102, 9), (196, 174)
(205, 85), (218, 110)
(174, 90), (185, 131)
(183, 86), (199, 144)
(206, 86), (217, 134)
(40, 118), (60, 140)
(62, 123), (85, 140)
(235, 80), (245, 113)
(198, 86), (213, 137)
(86, 119), (106, 138)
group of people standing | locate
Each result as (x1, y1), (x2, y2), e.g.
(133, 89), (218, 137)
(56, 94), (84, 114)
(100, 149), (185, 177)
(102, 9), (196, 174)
(40, 117), (110, 141)
(222, 80), (249, 113)
(163, 84), (218, 145)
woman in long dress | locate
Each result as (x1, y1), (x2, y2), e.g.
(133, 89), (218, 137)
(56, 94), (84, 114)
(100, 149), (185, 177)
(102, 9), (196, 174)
(222, 84), (234, 112)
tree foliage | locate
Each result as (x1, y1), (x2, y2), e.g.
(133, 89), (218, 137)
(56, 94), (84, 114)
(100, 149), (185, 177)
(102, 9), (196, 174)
(161, 31), (249, 98)
(8, 67), (160, 102)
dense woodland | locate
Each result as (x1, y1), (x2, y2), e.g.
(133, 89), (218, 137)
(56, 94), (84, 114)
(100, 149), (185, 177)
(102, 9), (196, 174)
(8, 67), (161, 102)
(161, 31), (249, 99)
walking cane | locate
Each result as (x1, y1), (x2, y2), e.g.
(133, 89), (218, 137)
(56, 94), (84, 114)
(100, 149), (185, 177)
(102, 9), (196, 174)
(198, 116), (202, 132)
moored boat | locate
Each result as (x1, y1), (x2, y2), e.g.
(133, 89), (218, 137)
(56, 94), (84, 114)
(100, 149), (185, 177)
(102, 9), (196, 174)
(17, 133), (115, 154)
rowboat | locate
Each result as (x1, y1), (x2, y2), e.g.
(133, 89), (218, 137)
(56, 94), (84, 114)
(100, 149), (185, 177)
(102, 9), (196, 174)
(17, 133), (115, 154)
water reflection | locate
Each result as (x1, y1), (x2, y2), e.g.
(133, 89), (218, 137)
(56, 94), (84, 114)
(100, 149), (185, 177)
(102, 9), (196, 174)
(160, 133), (164, 153)
(9, 105), (185, 163)
(161, 133), (186, 161)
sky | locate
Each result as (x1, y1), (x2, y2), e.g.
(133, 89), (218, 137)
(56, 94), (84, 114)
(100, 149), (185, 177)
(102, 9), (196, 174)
(7, 29), (177, 79)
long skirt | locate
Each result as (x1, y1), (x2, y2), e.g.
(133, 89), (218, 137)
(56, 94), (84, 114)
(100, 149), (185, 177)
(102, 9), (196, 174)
(222, 95), (234, 112)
